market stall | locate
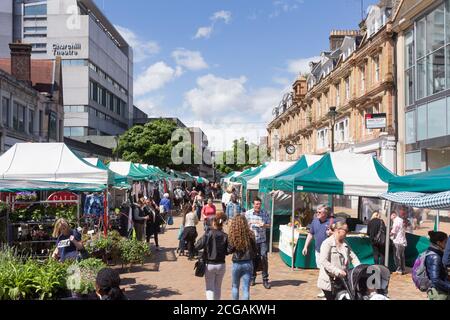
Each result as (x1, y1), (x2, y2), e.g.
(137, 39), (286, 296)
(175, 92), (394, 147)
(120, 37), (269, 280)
(231, 164), (267, 210)
(272, 151), (398, 269)
(0, 143), (110, 256)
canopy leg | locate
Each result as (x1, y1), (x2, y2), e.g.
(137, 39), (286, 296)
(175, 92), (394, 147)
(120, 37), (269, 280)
(291, 187), (296, 271)
(269, 193), (275, 254)
(384, 201), (392, 269)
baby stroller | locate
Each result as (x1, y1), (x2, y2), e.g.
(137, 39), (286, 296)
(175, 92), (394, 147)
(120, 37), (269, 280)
(334, 264), (391, 300)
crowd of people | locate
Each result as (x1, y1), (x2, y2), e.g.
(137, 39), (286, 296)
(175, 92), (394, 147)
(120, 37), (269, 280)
(48, 178), (450, 301)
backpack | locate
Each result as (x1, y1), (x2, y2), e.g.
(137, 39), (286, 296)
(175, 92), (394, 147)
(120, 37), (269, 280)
(412, 251), (435, 292)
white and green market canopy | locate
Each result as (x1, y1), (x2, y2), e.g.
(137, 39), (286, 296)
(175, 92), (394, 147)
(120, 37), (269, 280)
(247, 162), (295, 191)
(0, 143), (109, 186)
(84, 158), (131, 189)
(107, 162), (149, 181)
(276, 151), (396, 197)
(221, 171), (242, 184)
(259, 155), (322, 193)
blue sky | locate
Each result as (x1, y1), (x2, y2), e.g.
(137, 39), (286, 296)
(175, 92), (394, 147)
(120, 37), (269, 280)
(95, 0), (378, 151)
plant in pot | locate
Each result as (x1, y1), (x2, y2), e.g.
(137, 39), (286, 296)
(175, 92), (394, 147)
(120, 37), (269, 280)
(118, 238), (150, 272)
(86, 235), (113, 263)
(66, 258), (105, 299)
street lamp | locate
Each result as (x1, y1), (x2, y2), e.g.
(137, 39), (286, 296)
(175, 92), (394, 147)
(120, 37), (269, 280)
(328, 106), (338, 152)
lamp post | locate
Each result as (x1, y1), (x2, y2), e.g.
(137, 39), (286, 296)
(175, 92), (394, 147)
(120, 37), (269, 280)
(328, 106), (338, 152)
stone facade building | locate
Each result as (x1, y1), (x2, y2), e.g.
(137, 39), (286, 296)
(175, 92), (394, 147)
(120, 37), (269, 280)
(268, 1), (398, 171)
(0, 42), (64, 153)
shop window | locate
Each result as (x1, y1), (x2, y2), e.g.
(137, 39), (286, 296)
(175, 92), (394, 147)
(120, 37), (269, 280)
(417, 104), (427, 141)
(405, 152), (422, 174)
(427, 48), (445, 95)
(406, 110), (416, 144)
(428, 98), (447, 139)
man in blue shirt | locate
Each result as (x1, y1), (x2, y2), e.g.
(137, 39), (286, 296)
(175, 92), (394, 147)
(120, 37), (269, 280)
(245, 197), (271, 289)
(226, 193), (242, 220)
(302, 205), (333, 298)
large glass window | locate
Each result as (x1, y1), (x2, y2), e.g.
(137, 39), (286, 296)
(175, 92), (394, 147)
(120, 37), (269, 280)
(417, 58), (427, 100)
(405, 152), (422, 174)
(416, 18), (426, 59)
(426, 4), (445, 54)
(427, 48), (445, 95)
(417, 104), (428, 140)
(406, 68), (415, 106)
(406, 110), (416, 144)
(24, 3), (47, 16)
(427, 98), (447, 139)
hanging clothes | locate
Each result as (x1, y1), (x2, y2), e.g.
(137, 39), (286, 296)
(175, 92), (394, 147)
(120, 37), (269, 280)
(84, 193), (105, 217)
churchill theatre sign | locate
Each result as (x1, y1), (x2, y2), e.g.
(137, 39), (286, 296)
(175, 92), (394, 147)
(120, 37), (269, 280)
(52, 43), (82, 56)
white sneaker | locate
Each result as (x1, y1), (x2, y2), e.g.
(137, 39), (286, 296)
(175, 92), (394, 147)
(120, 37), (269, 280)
(317, 292), (325, 298)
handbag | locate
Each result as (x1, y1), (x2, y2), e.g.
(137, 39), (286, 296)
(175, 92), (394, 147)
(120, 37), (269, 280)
(194, 233), (210, 277)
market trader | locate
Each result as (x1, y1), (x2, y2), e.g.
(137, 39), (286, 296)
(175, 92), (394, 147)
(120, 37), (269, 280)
(302, 205), (333, 298)
(245, 197), (271, 290)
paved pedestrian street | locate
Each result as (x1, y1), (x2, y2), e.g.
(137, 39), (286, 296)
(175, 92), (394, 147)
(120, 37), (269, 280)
(118, 215), (427, 301)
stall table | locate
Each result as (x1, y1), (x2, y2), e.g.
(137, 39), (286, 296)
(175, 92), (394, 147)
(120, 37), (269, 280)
(278, 225), (430, 270)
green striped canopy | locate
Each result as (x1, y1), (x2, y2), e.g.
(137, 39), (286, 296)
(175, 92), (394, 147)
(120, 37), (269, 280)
(84, 158), (131, 189)
(276, 152), (396, 197)
(259, 155), (322, 193)
(108, 162), (149, 181)
(388, 165), (450, 193)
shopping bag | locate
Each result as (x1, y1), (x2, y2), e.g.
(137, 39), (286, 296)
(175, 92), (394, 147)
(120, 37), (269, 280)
(167, 215), (174, 226)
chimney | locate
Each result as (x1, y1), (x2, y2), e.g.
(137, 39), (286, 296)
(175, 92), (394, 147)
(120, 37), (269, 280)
(9, 42), (32, 86)
(329, 30), (360, 51)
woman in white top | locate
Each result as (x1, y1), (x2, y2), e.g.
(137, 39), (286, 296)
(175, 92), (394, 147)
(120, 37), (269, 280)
(221, 186), (233, 213)
(182, 205), (200, 260)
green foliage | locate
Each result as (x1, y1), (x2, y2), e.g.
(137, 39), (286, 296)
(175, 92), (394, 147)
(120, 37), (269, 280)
(118, 238), (149, 266)
(67, 258), (106, 295)
(116, 119), (178, 169)
(216, 138), (270, 174)
(10, 205), (77, 225)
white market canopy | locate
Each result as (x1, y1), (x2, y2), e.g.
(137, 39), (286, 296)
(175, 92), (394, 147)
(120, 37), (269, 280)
(222, 171), (242, 184)
(107, 161), (149, 181)
(276, 151), (396, 197)
(0, 143), (109, 185)
(247, 162), (295, 190)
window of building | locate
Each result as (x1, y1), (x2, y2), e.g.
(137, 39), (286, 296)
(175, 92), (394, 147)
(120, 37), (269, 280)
(426, 4), (445, 54)
(336, 84), (340, 106)
(428, 98), (447, 139)
(2, 97), (10, 128)
(345, 77), (350, 100)
(374, 56), (380, 83)
(406, 110), (416, 144)
(101, 87), (107, 107)
(334, 118), (349, 143)
(417, 104), (428, 141)
(317, 128), (328, 149)
(417, 58), (427, 100)
(360, 65), (365, 93)
(39, 110), (43, 135)
(24, 3), (47, 16)
(24, 27), (47, 33)
(317, 99), (321, 119)
(29, 110), (34, 134)
(64, 127), (85, 137)
(49, 112), (57, 140)
(13, 102), (26, 132)
(405, 152), (422, 174)
(62, 59), (88, 66)
(427, 48), (446, 95)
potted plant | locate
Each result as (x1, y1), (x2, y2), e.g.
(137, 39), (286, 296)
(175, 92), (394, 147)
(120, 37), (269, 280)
(118, 238), (150, 272)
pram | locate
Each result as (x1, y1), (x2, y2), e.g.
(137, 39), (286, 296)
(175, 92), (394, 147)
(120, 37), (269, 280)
(334, 264), (391, 300)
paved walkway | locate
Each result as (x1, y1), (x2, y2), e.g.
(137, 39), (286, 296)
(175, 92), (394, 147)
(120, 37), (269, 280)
(117, 213), (427, 300)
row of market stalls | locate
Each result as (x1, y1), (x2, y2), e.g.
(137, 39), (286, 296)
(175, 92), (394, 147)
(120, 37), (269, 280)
(227, 150), (442, 271)
(0, 142), (200, 257)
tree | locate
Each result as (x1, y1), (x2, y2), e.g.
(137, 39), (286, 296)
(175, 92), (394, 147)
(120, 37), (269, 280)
(215, 138), (270, 174)
(115, 119), (203, 171)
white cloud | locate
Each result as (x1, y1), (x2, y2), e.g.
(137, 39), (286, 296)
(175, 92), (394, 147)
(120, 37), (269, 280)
(195, 27), (214, 39)
(287, 56), (321, 75)
(172, 48), (208, 71)
(184, 74), (247, 116)
(270, 0), (304, 18)
(211, 10), (232, 24)
(194, 10), (232, 39)
(134, 62), (181, 96)
(182, 74), (290, 151)
(115, 25), (160, 63)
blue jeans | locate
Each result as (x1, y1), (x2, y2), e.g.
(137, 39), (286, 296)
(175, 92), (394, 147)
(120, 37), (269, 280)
(232, 260), (253, 300)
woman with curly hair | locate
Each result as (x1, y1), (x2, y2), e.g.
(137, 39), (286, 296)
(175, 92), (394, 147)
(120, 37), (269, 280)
(227, 215), (257, 300)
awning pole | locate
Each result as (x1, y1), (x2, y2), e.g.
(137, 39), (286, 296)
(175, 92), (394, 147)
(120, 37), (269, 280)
(384, 201), (392, 269)
(291, 186), (296, 271)
(269, 192), (275, 254)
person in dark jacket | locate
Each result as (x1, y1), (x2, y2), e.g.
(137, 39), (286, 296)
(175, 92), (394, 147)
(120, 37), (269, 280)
(443, 236), (450, 269)
(228, 215), (257, 300)
(133, 197), (149, 241)
(425, 231), (450, 300)
(145, 198), (162, 251)
(195, 212), (228, 300)
(367, 211), (386, 265)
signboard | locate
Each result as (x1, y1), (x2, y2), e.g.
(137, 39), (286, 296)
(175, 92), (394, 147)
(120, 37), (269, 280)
(365, 113), (387, 129)
(52, 43), (82, 57)
(48, 191), (78, 202)
(278, 225), (300, 258)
